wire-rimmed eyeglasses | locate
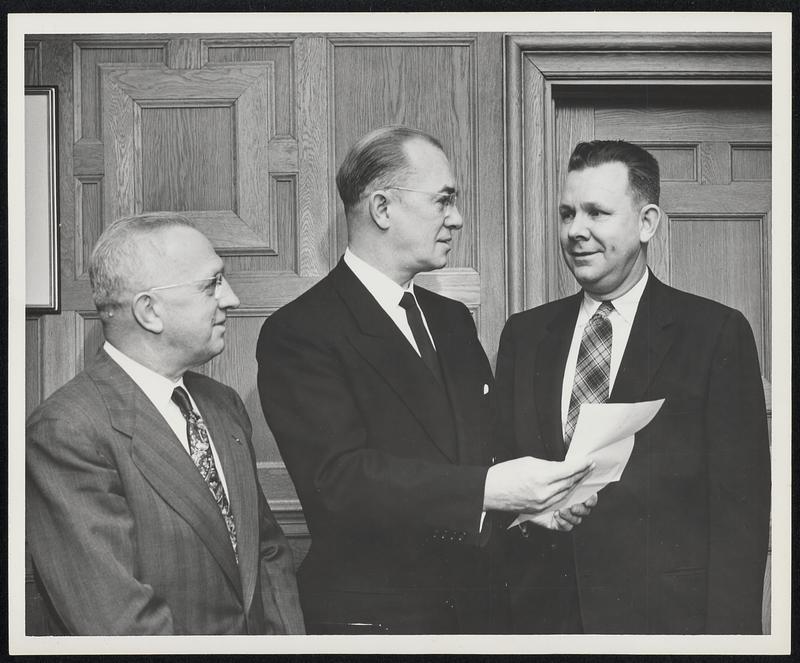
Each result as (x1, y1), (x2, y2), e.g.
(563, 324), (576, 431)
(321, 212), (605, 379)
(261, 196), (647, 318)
(145, 273), (225, 296)
(385, 187), (459, 208)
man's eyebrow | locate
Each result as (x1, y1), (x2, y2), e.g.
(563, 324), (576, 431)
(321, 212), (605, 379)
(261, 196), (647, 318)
(439, 185), (457, 194)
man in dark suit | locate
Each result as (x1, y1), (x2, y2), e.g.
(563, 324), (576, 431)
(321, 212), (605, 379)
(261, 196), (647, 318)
(496, 140), (771, 634)
(26, 213), (305, 635)
(257, 126), (595, 634)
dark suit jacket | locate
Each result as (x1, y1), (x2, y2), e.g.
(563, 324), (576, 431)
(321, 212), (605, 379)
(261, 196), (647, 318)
(257, 259), (504, 633)
(26, 349), (305, 635)
(495, 271), (770, 634)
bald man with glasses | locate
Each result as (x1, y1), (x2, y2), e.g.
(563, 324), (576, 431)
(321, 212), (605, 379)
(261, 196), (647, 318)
(257, 126), (595, 634)
(26, 213), (304, 635)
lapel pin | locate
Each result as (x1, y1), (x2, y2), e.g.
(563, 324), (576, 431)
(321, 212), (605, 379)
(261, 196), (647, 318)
(483, 383), (489, 395)
(232, 435), (242, 445)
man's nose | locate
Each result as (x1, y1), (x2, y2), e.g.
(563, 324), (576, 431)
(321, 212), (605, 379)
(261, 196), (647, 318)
(217, 275), (240, 309)
(566, 212), (590, 241)
(445, 204), (463, 229)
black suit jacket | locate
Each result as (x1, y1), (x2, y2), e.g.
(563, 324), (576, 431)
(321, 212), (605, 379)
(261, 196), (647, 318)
(257, 259), (504, 633)
(495, 272), (770, 634)
(26, 349), (305, 635)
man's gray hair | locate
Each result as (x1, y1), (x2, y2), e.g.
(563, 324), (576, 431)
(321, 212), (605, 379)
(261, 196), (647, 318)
(89, 212), (195, 313)
(335, 125), (444, 214)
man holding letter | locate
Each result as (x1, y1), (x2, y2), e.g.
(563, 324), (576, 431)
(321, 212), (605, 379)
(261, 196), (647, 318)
(496, 140), (770, 634)
(257, 126), (594, 634)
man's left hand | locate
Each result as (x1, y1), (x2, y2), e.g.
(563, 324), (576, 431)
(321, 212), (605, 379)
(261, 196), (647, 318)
(552, 493), (598, 531)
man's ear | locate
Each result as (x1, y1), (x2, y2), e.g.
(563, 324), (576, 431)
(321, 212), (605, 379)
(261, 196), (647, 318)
(131, 292), (164, 334)
(367, 190), (392, 231)
(639, 203), (662, 244)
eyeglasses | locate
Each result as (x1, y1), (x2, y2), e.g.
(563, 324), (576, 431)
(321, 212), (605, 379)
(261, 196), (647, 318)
(386, 187), (459, 209)
(146, 273), (225, 296)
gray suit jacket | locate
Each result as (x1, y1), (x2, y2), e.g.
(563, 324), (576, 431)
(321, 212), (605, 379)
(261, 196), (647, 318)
(26, 349), (305, 635)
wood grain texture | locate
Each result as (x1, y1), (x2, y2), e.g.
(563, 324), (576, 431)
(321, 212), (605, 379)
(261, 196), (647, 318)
(670, 217), (767, 372)
(166, 37), (202, 70)
(24, 42), (41, 85)
(474, 33), (506, 363)
(661, 182), (770, 214)
(204, 38), (296, 137)
(645, 145), (697, 182)
(700, 141), (732, 185)
(75, 177), (103, 278)
(25, 318), (42, 417)
(518, 51), (771, 80)
(74, 41), (167, 142)
(101, 62), (278, 254)
(504, 37), (525, 316)
(732, 145), (772, 181)
(295, 37), (331, 277)
(141, 105), (235, 212)
(236, 63), (276, 249)
(520, 57), (550, 311)
(40, 313), (82, 399)
(331, 40), (475, 269)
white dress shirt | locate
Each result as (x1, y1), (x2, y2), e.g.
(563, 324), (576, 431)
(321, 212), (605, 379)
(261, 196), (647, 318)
(560, 269), (649, 438)
(103, 341), (230, 496)
(344, 247), (436, 354)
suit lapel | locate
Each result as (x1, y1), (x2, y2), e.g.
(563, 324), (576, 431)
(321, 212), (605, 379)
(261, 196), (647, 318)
(416, 289), (483, 466)
(189, 377), (259, 615)
(610, 271), (675, 403)
(87, 351), (242, 598)
(331, 260), (458, 462)
(533, 295), (582, 461)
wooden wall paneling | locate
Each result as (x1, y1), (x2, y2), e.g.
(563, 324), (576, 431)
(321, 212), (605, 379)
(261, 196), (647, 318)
(472, 33), (505, 360)
(296, 36), (331, 277)
(100, 62), (277, 252)
(24, 40), (41, 85)
(732, 144), (772, 180)
(25, 319), (42, 417)
(670, 216), (766, 366)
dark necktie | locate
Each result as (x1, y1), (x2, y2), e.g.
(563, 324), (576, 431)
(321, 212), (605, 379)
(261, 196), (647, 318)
(564, 300), (614, 448)
(399, 291), (443, 384)
(171, 386), (238, 562)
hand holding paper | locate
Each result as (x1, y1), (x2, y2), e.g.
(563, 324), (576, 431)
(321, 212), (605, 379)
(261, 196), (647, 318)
(511, 398), (665, 530)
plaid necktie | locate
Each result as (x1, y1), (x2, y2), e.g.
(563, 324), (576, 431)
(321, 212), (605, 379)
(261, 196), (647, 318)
(172, 386), (238, 562)
(399, 291), (443, 384)
(564, 300), (614, 448)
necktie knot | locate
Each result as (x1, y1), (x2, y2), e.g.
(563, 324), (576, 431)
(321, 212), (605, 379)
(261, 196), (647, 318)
(592, 300), (614, 321)
(171, 386), (194, 419)
(399, 291), (418, 312)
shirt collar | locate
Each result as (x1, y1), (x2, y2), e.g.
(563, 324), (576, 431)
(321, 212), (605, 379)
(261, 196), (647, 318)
(344, 247), (415, 309)
(103, 341), (185, 411)
(579, 268), (649, 325)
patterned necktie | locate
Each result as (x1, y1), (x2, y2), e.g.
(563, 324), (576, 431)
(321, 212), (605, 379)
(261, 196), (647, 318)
(171, 386), (238, 562)
(564, 300), (614, 448)
(399, 291), (443, 384)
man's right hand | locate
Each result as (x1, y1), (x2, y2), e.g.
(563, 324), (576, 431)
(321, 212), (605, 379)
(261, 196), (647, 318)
(482, 456), (594, 513)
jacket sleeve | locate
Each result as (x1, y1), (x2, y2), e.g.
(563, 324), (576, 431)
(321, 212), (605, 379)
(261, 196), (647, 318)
(229, 391), (306, 635)
(257, 312), (489, 541)
(494, 314), (522, 464)
(705, 309), (771, 633)
(26, 407), (174, 635)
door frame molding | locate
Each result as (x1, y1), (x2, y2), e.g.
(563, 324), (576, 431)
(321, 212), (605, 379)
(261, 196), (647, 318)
(503, 32), (772, 314)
